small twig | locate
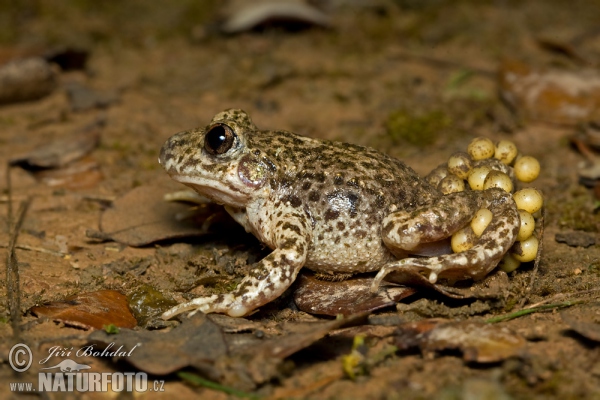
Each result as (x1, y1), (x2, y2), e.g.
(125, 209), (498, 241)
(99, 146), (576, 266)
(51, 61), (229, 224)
(486, 300), (583, 324)
(6, 164), (32, 339)
(524, 288), (600, 310)
(0, 243), (65, 257)
(518, 207), (545, 308)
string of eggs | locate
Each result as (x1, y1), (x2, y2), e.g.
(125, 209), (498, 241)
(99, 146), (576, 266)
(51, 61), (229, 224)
(433, 137), (542, 273)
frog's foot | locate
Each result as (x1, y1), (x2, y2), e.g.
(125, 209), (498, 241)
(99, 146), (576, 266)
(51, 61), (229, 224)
(163, 211), (310, 319)
(373, 188), (519, 293)
(161, 293), (239, 319)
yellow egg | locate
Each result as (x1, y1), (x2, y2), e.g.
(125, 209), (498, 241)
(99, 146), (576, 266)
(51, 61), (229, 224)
(467, 166), (492, 190)
(494, 140), (518, 165)
(470, 208), (493, 237)
(513, 188), (543, 214)
(499, 253), (521, 273)
(451, 226), (477, 253)
(517, 210), (535, 241)
(483, 170), (514, 193)
(425, 165), (449, 187)
(467, 137), (495, 160)
(438, 174), (466, 194)
(512, 236), (539, 262)
(447, 152), (473, 180)
(514, 156), (541, 183)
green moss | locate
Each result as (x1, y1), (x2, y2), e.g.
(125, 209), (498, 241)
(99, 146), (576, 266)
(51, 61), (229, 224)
(548, 186), (600, 232)
(385, 108), (451, 147)
(128, 284), (177, 326)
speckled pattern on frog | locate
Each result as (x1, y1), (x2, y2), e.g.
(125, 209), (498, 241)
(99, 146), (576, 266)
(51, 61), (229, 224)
(159, 109), (519, 318)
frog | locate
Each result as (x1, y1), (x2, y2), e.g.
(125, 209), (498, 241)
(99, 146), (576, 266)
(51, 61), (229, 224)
(159, 109), (519, 319)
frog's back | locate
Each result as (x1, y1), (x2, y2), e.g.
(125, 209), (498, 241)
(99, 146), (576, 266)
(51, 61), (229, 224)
(249, 130), (438, 273)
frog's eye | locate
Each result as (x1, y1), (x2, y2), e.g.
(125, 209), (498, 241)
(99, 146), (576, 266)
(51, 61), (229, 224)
(204, 124), (236, 155)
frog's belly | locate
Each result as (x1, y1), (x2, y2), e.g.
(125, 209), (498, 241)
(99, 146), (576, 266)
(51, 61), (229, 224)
(304, 235), (395, 274)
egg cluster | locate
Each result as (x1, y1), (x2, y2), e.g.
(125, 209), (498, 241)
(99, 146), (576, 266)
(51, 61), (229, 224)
(430, 137), (542, 272)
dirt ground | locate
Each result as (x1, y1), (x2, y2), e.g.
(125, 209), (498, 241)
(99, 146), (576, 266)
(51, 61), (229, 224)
(1, 1), (600, 399)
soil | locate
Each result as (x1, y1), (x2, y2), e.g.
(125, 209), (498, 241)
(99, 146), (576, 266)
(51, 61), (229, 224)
(1, 1), (600, 399)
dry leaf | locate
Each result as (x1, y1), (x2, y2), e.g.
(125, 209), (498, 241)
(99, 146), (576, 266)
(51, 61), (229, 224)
(98, 185), (235, 246)
(294, 273), (416, 316)
(0, 57), (58, 104)
(30, 290), (137, 330)
(11, 118), (103, 168)
(561, 308), (600, 342)
(499, 60), (600, 125)
(88, 313), (227, 377)
(395, 320), (526, 363)
(385, 269), (511, 300)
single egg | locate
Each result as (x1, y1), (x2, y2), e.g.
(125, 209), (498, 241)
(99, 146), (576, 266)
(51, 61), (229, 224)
(468, 166), (492, 190)
(514, 156), (540, 183)
(471, 208), (493, 237)
(499, 253), (521, 273)
(483, 170), (514, 193)
(517, 210), (535, 241)
(447, 152), (473, 180)
(512, 236), (539, 263)
(438, 174), (466, 194)
(425, 165), (449, 187)
(468, 137), (495, 160)
(494, 140), (518, 165)
(451, 226), (477, 253)
(513, 188), (543, 214)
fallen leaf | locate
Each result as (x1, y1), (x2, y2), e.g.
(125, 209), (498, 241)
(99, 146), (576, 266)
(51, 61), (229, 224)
(89, 312), (366, 390)
(555, 231), (596, 248)
(30, 290), (137, 330)
(499, 60), (600, 125)
(11, 118), (103, 169)
(561, 308), (600, 342)
(33, 155), (103, 189)
(394, 320), (526, 363)
(293, 273), (416, 316)
(0, 57), (58, 104)
(385, 269), (511, 299)
(98, 185), (236, 246)
(65, 81), (119, 112)
(221, 0), (330, 34)
(88, 313), (227, 377)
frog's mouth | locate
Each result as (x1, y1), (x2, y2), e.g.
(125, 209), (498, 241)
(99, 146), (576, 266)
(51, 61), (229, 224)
(171, 175), (250, 208)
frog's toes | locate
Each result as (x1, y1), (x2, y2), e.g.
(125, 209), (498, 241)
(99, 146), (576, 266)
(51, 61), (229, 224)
(161, 293), (242, 319)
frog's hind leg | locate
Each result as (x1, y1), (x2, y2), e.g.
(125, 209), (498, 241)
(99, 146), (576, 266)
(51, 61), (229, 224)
(162, 210), (310, 319)
(372, 188), (519, 292)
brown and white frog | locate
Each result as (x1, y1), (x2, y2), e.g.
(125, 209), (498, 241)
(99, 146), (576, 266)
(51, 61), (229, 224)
(159, 109), (519, 318)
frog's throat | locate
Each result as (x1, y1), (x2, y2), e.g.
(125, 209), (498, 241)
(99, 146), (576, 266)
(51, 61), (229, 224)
(172, 175), (251, 208)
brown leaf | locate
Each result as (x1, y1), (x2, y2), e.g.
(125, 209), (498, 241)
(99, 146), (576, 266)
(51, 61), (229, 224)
(555, 231), (596, 248)
(30, 290), (137, 330)
(385, 269), (510, 300)
(394, 320), (526, 363)
(11, 118), (103, 168)
(561, 308), (600, 342)
(88, 313), (227, 377)
(499, 60), (600, 126)
(0, 57), (58, 104)
(218, 314), (367, 389)
(98, 185), (234, 246)
(33, 155), (103, 189)
(294, 273), (416, 316)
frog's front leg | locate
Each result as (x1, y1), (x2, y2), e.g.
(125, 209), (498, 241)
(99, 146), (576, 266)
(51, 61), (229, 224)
(162, 211), (310, 319)
(373, 188), (519, 291)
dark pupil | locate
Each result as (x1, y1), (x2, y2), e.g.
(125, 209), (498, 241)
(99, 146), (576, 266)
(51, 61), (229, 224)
(205, 125), (233, 155)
